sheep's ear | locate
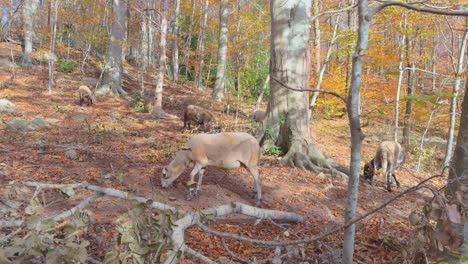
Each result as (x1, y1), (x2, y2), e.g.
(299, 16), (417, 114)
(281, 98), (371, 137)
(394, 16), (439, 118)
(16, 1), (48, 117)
(181, 147), (191, 151)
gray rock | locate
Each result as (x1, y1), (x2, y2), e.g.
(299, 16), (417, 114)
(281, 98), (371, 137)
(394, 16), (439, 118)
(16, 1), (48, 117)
(6, 119), (39, 131)
(0, 59), (18, 68)
(71, 113), (89, 121)
(31, 117), (50, 128)
(65, 149), (78, 160)
(0, 99), (17, 114)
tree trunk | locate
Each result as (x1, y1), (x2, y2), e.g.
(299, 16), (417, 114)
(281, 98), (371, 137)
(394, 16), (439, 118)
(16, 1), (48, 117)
(98, 0), (127, 95)
(393, 14), (407, 141)
(312, 0), (320, 80)
(344, 0), (357, 89)
(212, 0), (228, 101)
(151, 0), (169, 118)
(255, 75), (270, 110)
(263, 0), (347, 176)
(403, 62), (415, 147)
(140, 0), (155, 68)
(171, 0), (180, 82)
(21, 0), (39, 67)
(342, 0), (368, 263)
(310, 14), (341, 108)
(48, 0), (59, 94)
(183, 0), (196, 78)
(445, 29), (467, 165)
(195, 0), (209, 89)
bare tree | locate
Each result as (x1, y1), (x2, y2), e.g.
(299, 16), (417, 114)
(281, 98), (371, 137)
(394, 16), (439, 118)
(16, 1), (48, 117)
(171, 0), (180, 82)
(343, 1), (467, 263)
(98, 0), (127, 95)
(195, 0), (209, 89)
(393, 12), (407, 141)
(445, 25), (467, 165)
(47, 0), (59, 94)
(262, 0), (348, 177)
(151, 0), (170, 118)
(140, 0), (155, 68)
(183, 0), (196, 78)
(21, 0), (39, 67)
(212, 0), (229, 101)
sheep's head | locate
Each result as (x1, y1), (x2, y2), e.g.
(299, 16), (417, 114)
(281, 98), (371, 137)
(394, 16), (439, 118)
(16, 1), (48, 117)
(363, 160), (375, 182)
(161, 150), (191, 188)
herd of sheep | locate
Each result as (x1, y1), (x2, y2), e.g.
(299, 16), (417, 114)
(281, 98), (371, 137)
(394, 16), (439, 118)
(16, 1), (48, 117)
(77, 86), (406, 205)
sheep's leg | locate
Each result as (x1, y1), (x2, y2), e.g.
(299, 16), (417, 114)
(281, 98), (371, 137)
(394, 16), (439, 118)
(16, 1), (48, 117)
(194, 168), (205, 196)
(386, 172), (393, 192)
(247, 166), (262, 206)
(186, 164), (202, 201)
(392, 173), (401, 188)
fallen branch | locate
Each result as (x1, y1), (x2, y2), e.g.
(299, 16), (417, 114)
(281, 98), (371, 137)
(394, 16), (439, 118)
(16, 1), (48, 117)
(52, 192), (103, 221)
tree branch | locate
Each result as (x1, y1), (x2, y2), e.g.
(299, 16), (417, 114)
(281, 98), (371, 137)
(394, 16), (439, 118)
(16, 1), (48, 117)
(52, 192), (103, 221)
(371, 1), (468, 18)
(270, 74), (347, 103)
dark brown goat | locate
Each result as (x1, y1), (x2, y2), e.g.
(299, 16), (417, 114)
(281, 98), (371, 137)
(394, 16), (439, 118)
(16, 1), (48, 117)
(181, 105), (215, 132)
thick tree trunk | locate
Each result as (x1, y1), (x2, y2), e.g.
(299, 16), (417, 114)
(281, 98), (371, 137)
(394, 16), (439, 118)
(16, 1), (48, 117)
(171, 0), (180, 82)
(98, 0), (127, 95)
(195, 0), (209, 89)
(151, 0), (169, 118)
(212, 0), (228, 101)
(445, 78), (468, 260)
(342, 0), (367, 263)
(445, 29), (467, 165)
(21, 0), (39, 67)
(264, 0), (347, 176)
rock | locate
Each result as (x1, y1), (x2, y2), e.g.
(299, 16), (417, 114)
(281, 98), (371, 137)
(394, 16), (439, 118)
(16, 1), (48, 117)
(95, 84), (112, 95)
(71, 113), (89, 121)
(0, 59), (19, 68)
(6, 119), (39, 132)
(0, 99), (17, 114)
(31, 117), (50, 128)
(65, 149), (78, 160)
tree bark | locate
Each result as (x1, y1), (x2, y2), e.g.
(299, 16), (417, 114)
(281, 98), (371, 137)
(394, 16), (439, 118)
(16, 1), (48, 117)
(344, 0), (357, 89)
(48, 0), (59, 94)
(151, 0), (169, 118)
(171, 0), (180, 82)
(445, 28), (467, 165)
(98, 0), (127, 95)
(195, 0), (209, 89)
(312, 0), (320, 80)
(263, 0), (347, 177)
(342, 0), (368, 262)
(140, 0), (155, 68)
(183, 0), (196, 78)
(21, 0), (39, 67)
(402, 62), (415, 147)
(393, 13), (407, 141)
(212, 0), (229, 101)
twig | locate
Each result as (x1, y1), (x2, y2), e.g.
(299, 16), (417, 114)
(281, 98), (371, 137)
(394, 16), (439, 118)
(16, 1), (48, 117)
(184, 246), (216, 264)
(221, 238), (250, 264)
(197, 171), (446, 247)
(0, 227), (22, 244)
(270, 74), (347, 104)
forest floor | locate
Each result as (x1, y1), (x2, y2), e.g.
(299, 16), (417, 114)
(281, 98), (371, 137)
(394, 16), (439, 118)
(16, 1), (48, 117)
(0, 43), (448, 263)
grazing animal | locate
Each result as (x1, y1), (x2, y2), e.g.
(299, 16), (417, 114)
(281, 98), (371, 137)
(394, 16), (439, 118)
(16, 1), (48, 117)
(181, 104), (215, 132)
(364, 141), (406, 192)
(252, 110), (266, 123)
(78, 85), (94, 106)
(161, 132), (262, 205)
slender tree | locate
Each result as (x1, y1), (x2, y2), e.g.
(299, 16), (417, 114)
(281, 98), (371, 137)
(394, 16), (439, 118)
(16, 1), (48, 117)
(195, 0), (209, 89)
(141, 0), (155, 68)
(151, 0), (169, 118)
(445, 26), (467, 165)
(98, 0), (127, 95)
(48, 0), (59, 94)
(394, 13), (407, 141)
(171, 0), (180, 82)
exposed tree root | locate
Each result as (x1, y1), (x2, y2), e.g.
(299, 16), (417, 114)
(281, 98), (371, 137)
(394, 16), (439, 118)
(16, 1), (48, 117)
(280, 142), (349, 180)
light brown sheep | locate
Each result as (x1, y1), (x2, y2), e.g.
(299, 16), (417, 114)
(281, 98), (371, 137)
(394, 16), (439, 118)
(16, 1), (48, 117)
(161, 132), (262, 205)
(363, 141), (406, 192)
(78, 85), (94, 106)
(252, 110), (266, 123)
(181, 104), (215, 132)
